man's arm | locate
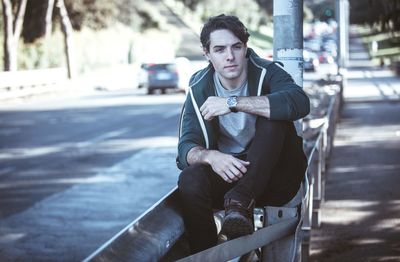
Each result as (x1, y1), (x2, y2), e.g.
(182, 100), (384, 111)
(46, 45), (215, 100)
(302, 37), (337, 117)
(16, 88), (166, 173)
(200, 96), (270, 120)
(187, 146), (249, 183)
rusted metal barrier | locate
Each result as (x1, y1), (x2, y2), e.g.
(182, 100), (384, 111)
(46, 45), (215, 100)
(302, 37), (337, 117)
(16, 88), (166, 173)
(0, 68), (68, 100)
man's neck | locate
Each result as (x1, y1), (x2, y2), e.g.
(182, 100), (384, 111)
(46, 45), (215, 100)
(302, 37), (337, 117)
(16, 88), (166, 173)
(218, 61), (248, 91)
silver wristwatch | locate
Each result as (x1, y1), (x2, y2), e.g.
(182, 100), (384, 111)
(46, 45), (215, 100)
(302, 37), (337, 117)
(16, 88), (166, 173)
(226, 96), (238, 113)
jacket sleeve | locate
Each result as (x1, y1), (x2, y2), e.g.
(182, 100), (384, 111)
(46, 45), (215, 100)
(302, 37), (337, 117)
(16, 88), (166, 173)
(176, 90), (206, 170)
(265, 63), (310, 121)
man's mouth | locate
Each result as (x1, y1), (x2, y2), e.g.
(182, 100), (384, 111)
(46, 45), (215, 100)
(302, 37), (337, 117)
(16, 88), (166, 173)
(224, 65), (237, 69)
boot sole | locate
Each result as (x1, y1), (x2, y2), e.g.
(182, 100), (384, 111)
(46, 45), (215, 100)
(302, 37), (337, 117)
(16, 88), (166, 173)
(221, 213), (253, 240)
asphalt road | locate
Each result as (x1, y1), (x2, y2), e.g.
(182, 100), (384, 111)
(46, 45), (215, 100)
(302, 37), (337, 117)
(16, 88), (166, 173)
(0, 89), (186, 261)
(0, 1), (206, 259)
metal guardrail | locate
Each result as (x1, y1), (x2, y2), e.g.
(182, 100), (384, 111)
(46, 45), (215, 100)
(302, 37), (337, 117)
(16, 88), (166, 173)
(301, 81), (342, 261)
(83, 79), (343, 262)
(82, 188), (185, 262)
(0, 68), (68, 100)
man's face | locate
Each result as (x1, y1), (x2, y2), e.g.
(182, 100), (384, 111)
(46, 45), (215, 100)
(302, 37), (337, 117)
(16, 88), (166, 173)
(204, 29), (247, 88)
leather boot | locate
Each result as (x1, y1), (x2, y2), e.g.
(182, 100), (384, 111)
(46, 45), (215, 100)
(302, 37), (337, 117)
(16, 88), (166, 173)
(221, 198), (255, 240)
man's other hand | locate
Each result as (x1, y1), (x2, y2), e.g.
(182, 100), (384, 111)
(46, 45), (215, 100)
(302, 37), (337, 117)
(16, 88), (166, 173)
(200, 96), (230, 121)
(205, 150), (250, 183)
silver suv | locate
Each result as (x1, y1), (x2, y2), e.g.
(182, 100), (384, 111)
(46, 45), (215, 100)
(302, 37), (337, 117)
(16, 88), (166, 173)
(138, 63), (179, 94)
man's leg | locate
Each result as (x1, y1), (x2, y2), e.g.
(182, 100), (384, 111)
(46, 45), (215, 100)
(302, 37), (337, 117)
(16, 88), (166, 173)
(222, 118), (305, 239)
(225, 117), (290, 204)
(178, 163), (233, 253)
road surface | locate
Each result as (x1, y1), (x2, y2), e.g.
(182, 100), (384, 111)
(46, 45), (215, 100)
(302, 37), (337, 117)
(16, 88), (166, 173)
(0, 89), (185, 261)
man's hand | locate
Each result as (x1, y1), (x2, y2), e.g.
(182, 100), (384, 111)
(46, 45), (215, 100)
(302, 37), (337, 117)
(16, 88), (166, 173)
(187, 147), (250, 183)
(205, 150), (250, 183)
(200, 96), (230, 121)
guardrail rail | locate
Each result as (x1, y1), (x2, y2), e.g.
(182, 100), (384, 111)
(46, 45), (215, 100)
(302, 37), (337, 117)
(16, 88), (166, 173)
(0, 68), (68, 101)
(83, 77), (344, 262)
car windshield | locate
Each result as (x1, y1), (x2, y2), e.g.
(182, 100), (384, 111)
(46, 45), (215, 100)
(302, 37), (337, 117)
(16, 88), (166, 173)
(147, 64), (176, 71)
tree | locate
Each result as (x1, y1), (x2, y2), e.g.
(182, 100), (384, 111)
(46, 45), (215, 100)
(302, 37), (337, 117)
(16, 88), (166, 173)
(1, 0), (27, 71)
(56, 0), (74, 79)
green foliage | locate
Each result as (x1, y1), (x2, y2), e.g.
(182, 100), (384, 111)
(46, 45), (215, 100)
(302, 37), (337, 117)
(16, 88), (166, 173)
(349, 0), (400, 33)
(64, 0), (119, 30)
(63, 0), (165, 32)
(21, 0), (163, 43)
(176, 0), (270, 30)
(18, 29), (65, 70)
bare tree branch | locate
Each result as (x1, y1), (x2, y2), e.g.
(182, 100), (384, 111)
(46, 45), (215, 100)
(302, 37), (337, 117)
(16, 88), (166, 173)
(45, 0), (55, 38)
(13, 0), (28, 39)
(57, 0), (75, 79)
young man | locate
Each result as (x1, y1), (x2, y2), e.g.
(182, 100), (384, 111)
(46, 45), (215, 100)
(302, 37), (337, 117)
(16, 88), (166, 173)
(176, 14), (309, 254)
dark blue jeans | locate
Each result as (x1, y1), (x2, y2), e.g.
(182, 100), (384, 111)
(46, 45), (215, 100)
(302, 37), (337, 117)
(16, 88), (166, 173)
(177, 117), (307, 253)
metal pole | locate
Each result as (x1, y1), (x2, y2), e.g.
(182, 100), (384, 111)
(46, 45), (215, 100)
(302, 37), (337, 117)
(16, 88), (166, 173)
(273, 0), (303, 88)
(273, 0), (303, 136)
(261, 2), (304, 261)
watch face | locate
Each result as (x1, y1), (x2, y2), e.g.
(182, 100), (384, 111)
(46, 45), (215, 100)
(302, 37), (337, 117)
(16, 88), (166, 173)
(227, 96), (238, 112)
(227, 96), (237, 107)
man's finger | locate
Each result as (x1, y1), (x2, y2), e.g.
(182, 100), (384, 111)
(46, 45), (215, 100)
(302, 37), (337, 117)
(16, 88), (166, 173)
(200, 107), (208, 116)
(203, 113), (212, 121)
(200, 101), (207, 112)
(216, 170), (231, 183)
(233, 160), (248, 174)
(225, 168), (239, 181)
(224, 173), (234, 183)
(228, 166), (243, 179)
(239, 159), (250, 165)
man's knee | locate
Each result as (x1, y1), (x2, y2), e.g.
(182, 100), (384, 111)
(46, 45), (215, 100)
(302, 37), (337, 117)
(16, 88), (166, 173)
(256, 117), (288, 132)
(253, 118), (290, 143)
(178, 163), (210, 196)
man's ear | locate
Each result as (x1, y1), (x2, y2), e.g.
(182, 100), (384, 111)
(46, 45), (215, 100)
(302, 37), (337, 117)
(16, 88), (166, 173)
(203, 48), (211, 61)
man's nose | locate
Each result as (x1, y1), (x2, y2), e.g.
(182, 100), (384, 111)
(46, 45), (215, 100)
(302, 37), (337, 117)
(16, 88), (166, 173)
(226, 48), (234, 61)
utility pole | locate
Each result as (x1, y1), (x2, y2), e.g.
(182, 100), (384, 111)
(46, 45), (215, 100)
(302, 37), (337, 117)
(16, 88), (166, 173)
(273, 0), (303, 88)
(261, 2), (304, 262)
(273, 0), (303, 136)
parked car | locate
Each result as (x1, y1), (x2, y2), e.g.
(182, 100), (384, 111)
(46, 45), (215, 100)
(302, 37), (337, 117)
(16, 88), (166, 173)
(137, 64), (149, 89)
(303, 49), (319, 72)
(138, 63), (179, 94)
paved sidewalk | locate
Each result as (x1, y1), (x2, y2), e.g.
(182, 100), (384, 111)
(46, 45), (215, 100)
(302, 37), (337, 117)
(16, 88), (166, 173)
(310, 30), (400, 260)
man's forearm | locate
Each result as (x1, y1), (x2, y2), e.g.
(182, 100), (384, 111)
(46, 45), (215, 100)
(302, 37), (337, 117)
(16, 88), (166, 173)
(187, 146), (211, 166)
(236, 96), (270, 118)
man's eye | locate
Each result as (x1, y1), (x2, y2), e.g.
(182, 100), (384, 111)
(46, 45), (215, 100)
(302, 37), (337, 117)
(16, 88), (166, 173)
(233, 45), (242, 50)
(215, 48), (224, 52)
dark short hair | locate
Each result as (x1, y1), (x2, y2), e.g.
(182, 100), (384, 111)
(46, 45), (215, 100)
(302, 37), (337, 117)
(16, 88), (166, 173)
(200, 14), (250, 52)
